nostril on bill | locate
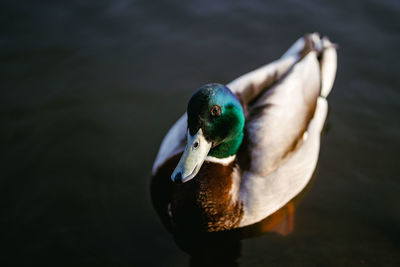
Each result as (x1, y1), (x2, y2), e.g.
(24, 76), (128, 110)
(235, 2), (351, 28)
(193, 141), (199, 149)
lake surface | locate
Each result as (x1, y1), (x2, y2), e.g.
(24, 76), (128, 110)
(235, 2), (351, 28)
(1, 0), (399, 266)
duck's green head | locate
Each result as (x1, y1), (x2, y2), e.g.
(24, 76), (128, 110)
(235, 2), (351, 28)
(172, 83), (245, 183)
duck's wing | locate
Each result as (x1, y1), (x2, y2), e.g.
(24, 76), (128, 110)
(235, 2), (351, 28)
(243, 49), (320, 176)
(233, 34), (336, 177)
(234, 34), (337, 227)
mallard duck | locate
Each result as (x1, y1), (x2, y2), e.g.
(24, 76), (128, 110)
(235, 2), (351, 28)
(151, 33), (337, 233)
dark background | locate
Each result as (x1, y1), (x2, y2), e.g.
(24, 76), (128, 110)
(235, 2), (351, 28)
(1, 0), (399, 266)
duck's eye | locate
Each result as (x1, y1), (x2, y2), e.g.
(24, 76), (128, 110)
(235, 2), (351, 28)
(210, 105), (222, 117)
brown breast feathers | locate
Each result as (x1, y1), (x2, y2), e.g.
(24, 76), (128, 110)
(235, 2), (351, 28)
(151, 153), (243, 232)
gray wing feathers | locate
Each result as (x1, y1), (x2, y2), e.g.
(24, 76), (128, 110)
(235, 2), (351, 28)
(236, 34), (337, 227)
(239, 97), (328, 227)
(245, 52), (321, 176)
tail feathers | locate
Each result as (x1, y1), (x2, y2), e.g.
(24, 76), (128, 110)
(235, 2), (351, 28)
(319, 36), (338, 98)
(276, 32), (338, 99)
(296, 33), (338, 98)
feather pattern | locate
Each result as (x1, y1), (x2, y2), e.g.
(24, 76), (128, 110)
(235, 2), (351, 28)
(243, 51), (320, 177)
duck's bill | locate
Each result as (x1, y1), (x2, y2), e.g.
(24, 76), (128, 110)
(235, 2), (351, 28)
(171, 129), (211, 183)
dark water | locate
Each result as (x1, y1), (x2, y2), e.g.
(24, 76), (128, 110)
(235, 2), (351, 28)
(1, 0), (400, 266)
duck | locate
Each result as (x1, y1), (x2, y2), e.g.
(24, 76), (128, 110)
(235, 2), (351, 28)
(150, 33), (337, 233)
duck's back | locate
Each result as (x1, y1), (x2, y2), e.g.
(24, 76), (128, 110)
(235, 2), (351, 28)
(239, 52), (321, 177)
(229, 34), (337, 227)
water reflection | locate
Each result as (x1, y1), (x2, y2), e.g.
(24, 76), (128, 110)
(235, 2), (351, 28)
(174, 173), (315, 267)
